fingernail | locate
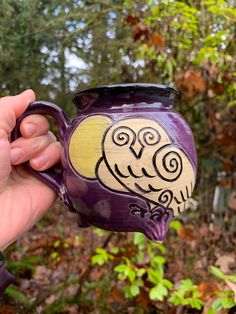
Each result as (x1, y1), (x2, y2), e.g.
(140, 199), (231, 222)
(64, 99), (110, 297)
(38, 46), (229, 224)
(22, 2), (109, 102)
(31, 154), (48, 168)
(24, 123), (37, 136)
(10, 148), (23, 164)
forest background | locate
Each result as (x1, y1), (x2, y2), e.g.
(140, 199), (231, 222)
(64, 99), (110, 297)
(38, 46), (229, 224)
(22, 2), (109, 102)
(0, 0), (236, 313)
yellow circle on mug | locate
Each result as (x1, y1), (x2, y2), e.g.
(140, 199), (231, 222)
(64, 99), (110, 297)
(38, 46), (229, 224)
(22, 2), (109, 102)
(69, 115), (112, 179)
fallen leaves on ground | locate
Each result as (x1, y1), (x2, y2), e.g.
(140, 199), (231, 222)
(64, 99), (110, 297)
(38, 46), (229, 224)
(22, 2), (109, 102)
(2, 203), (235, 313)
(197, 281), (219, 301)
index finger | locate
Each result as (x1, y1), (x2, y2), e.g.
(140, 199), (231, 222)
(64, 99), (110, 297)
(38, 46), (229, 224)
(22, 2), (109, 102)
(0, 90), (35, 134)
(20, 114), (51, 138)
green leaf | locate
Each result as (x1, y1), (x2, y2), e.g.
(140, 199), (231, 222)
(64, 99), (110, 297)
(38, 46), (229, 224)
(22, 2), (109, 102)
(227, 100), (236, 107)
(168, 293), (182, 306)
(63, 242), (69, 249)
(114, 264), (129, 280)
(226, 275), (236, 283)
(122, 278), (143, 298)
(169, 220), (182, 231)
(207, 308), (216, 314)
(92, 247), (113, 265)
(130, 284), (140, 296)
(152, 255), (165, 266)
(134, 278), (144, 287)
(221, 297), (235, 308)
(180, 279), (195, 289)
(166, 60), (173, 79)
(161, 279), (174, 289)
(133, 233), (146, 248)
(147, 267), (162, 284)
(149, 283), (168, 301)
(50, 251), (60, 261)
(137, 268), (146, 277)
(110, 247), (119, 254)
(136, 251), (145, 262)
(124, 286), (132, 298)
(53, 240), (61, 248)
(210, 266), (225, 279)
(152, 243), (166, 253)
(93, 228), (106, 237)
(91, 254), (105, 265)
(189, 298), (204, 310)
(127, 268), (136, 283)
(149, 285), (161, 301)
(211, 298), (223, 310)
(168, 279), (203, 309)
(158, 283), (168, 297)
(96, 248), (107, 255)
(114, 264), (128, 273)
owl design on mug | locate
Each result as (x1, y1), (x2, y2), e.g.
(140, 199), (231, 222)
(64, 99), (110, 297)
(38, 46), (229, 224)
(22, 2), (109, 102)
(69, 115), (196, 221)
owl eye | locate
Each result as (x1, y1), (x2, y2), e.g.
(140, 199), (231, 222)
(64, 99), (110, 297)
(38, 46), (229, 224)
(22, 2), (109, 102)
(138, 127), (160, 146)
(112, 126), (136, 146)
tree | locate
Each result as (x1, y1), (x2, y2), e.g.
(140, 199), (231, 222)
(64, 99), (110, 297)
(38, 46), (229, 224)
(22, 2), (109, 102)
(121, 0), (236, 219)
(0, 0), (130, 110)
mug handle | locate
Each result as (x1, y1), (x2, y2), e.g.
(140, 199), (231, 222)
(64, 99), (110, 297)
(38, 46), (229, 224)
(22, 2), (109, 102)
(11, 100), (76, 212)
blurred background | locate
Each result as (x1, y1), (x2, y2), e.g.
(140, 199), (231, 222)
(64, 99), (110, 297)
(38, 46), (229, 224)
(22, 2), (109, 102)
(0, 0), (236, 313)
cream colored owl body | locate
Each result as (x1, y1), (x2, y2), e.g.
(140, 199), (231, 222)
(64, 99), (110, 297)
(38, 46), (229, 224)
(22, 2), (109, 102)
(97, 118), (196, 216)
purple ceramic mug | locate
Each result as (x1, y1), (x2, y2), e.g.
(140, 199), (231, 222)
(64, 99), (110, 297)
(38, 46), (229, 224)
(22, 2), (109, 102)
(12, 84), (197, 242)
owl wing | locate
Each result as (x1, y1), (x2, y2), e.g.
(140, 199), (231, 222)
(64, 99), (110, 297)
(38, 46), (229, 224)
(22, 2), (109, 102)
(98, 156), (165, 205)
(153, 144), (196, 216)
(96, 159), (130, 194)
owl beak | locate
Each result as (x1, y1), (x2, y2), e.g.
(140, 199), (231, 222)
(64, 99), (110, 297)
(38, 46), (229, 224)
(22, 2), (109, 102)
(130, 142), (144, 159)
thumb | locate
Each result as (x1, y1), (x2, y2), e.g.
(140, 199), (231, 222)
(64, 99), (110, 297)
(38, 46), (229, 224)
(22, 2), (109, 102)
(10, 89), (36, 119)
(0, 89), (36, 135)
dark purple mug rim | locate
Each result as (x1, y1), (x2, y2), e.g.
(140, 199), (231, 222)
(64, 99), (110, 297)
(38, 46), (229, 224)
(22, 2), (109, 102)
(72, 83), (179, 112)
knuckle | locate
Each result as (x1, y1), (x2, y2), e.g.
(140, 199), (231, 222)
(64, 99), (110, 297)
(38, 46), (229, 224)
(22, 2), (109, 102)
(23, 114), (50, 126)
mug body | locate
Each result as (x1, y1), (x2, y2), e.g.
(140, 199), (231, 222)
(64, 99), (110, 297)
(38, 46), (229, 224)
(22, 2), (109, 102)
(63, 84), (197, 242)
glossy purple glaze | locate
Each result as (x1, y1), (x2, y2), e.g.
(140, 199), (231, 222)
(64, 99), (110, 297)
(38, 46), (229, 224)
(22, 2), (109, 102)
(0, 262), (15, 294)
(12, 84), (197, 242)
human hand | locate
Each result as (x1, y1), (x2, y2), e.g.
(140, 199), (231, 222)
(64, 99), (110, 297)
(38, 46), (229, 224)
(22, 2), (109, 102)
(0, 90), (61, 251)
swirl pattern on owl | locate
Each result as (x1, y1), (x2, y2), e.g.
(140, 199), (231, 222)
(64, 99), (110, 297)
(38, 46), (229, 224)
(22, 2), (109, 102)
(69, 115), (196, 218)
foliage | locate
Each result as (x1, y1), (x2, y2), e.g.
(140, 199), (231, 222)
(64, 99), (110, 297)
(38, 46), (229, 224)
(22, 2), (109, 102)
(0, 0), (129, 111)
(87, 230), (236, 312)
(211, 266), (236, 283)
(123, 0), (236, 180)
(6, 255), (44, 275)
(5, 286), (33, 308)
(1, 0), (236, 313)
(168, 279), (204, 310)
(3, 212), (236, 313)
(208, 266), (236, 313)
(92, 247), (114, 265)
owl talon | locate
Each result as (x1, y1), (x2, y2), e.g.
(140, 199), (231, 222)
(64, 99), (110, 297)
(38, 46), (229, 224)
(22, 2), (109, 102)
(149, 205), (173, 222)
(129, 204), (148, 217)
